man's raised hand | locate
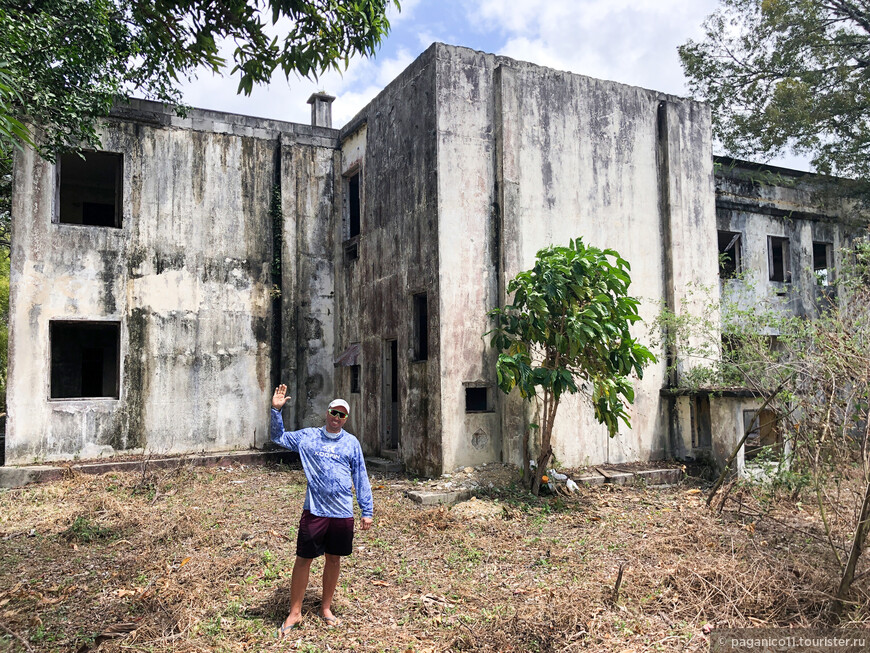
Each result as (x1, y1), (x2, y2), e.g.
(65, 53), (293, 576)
(272, 384), (290, 410)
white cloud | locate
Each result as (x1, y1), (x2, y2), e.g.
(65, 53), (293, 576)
(389, 0), (423, 23)
(468, 0), (718, 95)
(176, 40), (416, 126)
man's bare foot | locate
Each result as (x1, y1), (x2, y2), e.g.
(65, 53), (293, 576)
(278, 615), (301, 638)
(319, 608), (341, 627)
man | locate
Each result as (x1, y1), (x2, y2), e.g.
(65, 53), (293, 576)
(270, 384), (373, 636)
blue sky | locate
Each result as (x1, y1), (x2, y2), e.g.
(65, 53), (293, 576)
(178, 0), (810, 170)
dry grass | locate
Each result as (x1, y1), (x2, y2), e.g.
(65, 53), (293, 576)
(0, 463), (867, 652)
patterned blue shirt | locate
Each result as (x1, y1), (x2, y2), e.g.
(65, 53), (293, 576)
(270, 408), (373, 519)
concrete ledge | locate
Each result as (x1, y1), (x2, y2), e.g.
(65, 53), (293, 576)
(405, 489), (472, 506)
(572, 468), (682, 489)
(603, 472), (634, 486)
(0, 450), (298, 489)
(0, 466), (64, 488)
(634, 468), (682, 485)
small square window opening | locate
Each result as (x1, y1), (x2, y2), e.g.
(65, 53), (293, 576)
(50, 321), (121, 399)
(717, 230), (741, 278)
(767, 236), (791, 282)
(58, 151), (123, 227)
(813, 241), (833, 286)
(465, 387), (489, 412)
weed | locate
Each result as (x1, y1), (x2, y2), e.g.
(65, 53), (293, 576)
(31, 624), (61, 643)
(62, 516), (113, 543)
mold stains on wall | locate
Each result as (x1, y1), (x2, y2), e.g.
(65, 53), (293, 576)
(281, 139), (339, 429)
(99, 249), (122, 313)
(121, 307), (149, 451)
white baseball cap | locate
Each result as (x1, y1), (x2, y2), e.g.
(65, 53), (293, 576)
(328, 398), (350, 413)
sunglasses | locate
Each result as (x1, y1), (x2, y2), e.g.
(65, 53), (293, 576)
(328, 409), (348, 418)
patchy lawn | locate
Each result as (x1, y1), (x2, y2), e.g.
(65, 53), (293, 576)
(0, 462), (865, 652)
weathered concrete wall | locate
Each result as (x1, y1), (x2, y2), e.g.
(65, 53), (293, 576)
(7, 101), (338, 463)
(434, 47), (502, 472)
(715, 158), (865, 321)
(331, 125), (367, 436)
(433, 44), (718, 470)
(335, 48), (442, 475)
(280, 132), (340, 428)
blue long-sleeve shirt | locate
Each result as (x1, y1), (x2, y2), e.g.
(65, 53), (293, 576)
(270, 408), (373, 519)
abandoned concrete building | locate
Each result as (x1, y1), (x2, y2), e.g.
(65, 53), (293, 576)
(5, 43), (866, 475)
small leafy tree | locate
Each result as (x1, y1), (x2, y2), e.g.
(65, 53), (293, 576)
(486, 238), (656, 495)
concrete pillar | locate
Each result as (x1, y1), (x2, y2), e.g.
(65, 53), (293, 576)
(308, 93), (336, 128)
(494, 63), (525, 467)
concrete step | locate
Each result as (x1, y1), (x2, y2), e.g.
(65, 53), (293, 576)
(634, 468), (682, 485)
(379, 449), (400, 462)
(365, 457), (403, 474)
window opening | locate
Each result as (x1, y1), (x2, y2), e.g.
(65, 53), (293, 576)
(350, 364), (361, 394)
(58, 151), (122, 227)
(742, 408), (781, 461)
(813, 241), (833, 286)
(412, 293), (428, 361)
(768, 236), (791, 282)
(347, 172), (360, 238)
(344, 240), (358, 261)
(717, 231), (741, 278)
(50, 321), (120, 399)
(465, 387), (489, 412)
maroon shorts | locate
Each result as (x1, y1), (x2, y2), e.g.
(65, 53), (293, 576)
(296, 510), (355, 558)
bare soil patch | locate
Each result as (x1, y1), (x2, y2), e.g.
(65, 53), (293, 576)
(0, 463), (867, 652)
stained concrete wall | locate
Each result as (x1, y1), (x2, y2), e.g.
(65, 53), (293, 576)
(432, 44), (718, 470)
(7, 101), (338, 463)
(331, 125), (367, 436)
(280, 133), (340, 428)
(335, 49), (442, 475)
(16, 45), (859, 475)
(715, 157), (865, 321)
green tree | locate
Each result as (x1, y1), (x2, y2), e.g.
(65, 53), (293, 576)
(486, 238), (656, 496)
(680, 0), (870, 179)
(0, 0), (398, 158)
